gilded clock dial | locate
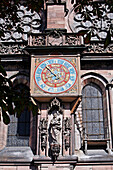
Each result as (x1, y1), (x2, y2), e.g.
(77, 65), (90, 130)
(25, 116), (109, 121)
(34, 58), (77, 94)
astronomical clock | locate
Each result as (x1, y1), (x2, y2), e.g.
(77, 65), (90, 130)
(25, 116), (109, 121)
(30, 55), (80, 101)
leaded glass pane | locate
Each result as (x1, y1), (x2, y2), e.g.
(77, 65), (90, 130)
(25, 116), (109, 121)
(92, 123), (99, 134)
(90, 86), (98, 96)
(92, 98), (99, 109)
(87, 123), (93, 134)
(98, 98), (103, 109)
(99, 110), (104, 121)
(100, 123), (104, 133)
(82, 110), (87, 121)
(84, 86), (91, 97)
(82, 97), (86, 109)
(92, 110), (99, 121)
(87, 110), (92, 121)
(86, 98), (92, 109)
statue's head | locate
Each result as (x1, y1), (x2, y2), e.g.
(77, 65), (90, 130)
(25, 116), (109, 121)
(53, 112), (57, 118)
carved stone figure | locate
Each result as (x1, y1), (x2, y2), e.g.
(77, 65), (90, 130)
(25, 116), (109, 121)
(50, 143), (60, 160)
(50, 112), (61, 144)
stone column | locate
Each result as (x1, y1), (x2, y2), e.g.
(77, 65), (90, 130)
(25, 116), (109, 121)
(107, 84), (113, 148)
(71, 113), (75, 155)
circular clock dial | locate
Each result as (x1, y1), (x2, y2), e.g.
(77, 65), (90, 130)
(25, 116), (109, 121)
(34, 58), (77, 94)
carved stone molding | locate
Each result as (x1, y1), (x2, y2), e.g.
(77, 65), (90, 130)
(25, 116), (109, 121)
(0, 43), (26, 54)
(28, 30), (81, 46)
(63, 117), (71, 151)
(50, 143), (60, 160)
(85, 42), (113, 53)
(39, 118), (48, 151)
(48, 97), (63, 114)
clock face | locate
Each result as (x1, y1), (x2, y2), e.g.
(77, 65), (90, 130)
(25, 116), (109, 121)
(34, 58), (77, 94)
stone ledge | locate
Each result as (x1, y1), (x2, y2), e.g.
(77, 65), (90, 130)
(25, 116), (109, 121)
(0, 147), (34, 163)
(33, 155), (78, 164)
(75, 150), (113, 163)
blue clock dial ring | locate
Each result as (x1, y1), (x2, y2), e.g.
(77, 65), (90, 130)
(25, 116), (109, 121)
(34, 58), (77, 94)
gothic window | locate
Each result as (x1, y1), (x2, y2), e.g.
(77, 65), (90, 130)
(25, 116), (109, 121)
(82, 83), (105, 139)
(7, 84), (30, 146)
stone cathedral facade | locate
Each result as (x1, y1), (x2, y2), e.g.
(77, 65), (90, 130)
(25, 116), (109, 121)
(0, 1), (113, 170)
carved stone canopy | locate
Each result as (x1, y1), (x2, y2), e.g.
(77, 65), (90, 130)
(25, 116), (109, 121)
(48, 98), (63, 114)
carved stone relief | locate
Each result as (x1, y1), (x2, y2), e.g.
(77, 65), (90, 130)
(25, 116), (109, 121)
(63, 117), (71, 151)
(85, 42), (113, 53)
(29, 30), (81, 46)
(0, 43), (26, 54)
(38, 98), (79, 160)
(40, 118), (48, 151)
(68, 4), (113, 41)
(0, 5), (43, 42)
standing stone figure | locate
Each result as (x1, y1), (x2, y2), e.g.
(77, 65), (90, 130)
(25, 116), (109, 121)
(50, 112), (61, 144)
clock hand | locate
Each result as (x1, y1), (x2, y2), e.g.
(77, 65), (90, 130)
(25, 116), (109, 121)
(46, 66), (57, 77)
(55, 73), (60, 80)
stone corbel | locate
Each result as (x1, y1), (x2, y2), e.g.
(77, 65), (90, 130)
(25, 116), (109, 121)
(50, 143), (60, 161)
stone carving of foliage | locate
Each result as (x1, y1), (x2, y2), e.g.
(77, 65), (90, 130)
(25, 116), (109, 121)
(68, 4), (113, 41)
(0, 43), (26, 54)
(85, 42), (113, 53)
(0, 5), (42, 42)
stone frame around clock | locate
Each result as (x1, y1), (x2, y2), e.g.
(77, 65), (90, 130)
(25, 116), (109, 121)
(30, 55), (81, 102)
